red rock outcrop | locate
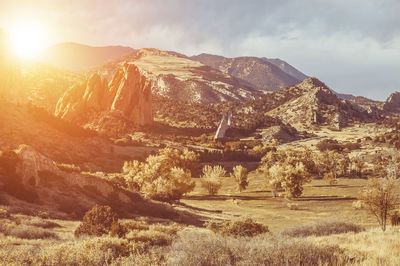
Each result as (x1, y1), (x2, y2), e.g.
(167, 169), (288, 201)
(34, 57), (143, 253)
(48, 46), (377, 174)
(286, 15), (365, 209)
(55, 63), (152, 134)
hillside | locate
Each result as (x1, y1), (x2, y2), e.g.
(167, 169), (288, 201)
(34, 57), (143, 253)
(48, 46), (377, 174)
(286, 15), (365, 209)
(191, 53), (305, 91)
(38, 43), (135, 71)
(267, 78), (381, 130)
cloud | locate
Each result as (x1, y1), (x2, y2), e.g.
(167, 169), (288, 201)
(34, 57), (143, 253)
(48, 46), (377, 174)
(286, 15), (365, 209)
(0, 0), (399, 99)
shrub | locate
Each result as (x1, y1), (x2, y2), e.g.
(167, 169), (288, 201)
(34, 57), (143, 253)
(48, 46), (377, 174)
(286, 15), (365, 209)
(0, 208), (10, 219)
(207, 218), (269, 237)
(75, 205), (119, 237)
(316, 139), (342, 152)
(200, 165), (226, 195)
(281, 220), (364, 237)
(231, 165), (249, 192)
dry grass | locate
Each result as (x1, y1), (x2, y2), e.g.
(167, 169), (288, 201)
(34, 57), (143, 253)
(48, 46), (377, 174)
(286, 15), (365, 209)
(281, 220), (365, 238)
(182, 178), (375, 231)
(309, 228), (400, 265)
(167, 229), (352, 266)
(0, 216), (60, 240)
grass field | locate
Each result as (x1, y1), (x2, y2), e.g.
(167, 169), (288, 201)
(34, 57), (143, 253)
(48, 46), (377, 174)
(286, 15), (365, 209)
(181, 177), (376, 231)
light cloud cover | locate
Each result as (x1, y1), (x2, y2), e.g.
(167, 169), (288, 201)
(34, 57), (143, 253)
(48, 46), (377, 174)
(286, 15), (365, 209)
(1, 0), (399, 99)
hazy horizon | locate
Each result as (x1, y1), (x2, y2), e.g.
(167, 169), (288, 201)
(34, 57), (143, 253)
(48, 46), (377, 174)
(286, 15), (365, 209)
(1, 0), (399, 100)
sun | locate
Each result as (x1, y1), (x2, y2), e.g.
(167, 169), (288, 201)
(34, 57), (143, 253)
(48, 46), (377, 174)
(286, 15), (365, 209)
(8, 21), (47, 59)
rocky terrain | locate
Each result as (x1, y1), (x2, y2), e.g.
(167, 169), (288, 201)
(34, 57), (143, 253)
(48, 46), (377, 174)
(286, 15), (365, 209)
(267, 78), (382, 130)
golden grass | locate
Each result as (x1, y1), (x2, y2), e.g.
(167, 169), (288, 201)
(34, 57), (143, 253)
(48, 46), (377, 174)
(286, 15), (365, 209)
(309, 228), (400, 265)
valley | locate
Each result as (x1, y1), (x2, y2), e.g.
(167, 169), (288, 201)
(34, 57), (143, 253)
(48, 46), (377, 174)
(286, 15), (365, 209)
(1, 30), (400, 265)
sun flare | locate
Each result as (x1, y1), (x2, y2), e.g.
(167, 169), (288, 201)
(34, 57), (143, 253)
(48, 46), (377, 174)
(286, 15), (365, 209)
(8, 21), (47, 59)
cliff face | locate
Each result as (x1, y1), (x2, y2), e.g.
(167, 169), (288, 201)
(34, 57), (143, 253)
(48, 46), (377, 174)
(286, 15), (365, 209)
(107, 63), (153, 125)
(55, 63), (152, 135)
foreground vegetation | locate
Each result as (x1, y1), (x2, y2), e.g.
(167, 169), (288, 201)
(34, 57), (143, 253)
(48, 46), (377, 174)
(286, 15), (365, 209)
(1, 208), (399, 265)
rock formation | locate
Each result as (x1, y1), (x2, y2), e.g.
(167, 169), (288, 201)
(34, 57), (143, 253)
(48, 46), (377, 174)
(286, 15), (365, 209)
(15, 145), (63, 186)
(55, 63), (153, 135)
(214, 113), (232, 140)
(383, 92), (400, 113)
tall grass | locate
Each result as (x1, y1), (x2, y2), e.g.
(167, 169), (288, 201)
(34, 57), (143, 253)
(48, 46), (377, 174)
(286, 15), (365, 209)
(281, 220), (365, 238)
(167, 229), (352, 266)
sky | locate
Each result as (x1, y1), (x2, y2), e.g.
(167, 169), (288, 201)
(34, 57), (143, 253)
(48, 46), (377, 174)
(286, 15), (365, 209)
(0, 0), (399, 100)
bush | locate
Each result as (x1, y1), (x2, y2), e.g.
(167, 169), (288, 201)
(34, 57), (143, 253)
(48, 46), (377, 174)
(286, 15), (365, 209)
(207, 218), (269, 237)
(75, 205), (119, 237)
(200, 165), (226, 195)
(316, 139), (342, 152)
(0, 208), (10, 219)
(281, 220), (364, 237)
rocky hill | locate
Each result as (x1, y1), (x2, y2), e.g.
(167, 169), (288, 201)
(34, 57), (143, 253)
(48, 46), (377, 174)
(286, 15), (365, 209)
(267, 78), (381, 130)
(55, 63), (153, 136)
(38, 42), (135, 71)
(383, 92), (400, 113)
(96, 49), (260, 104)
(191, 53), (306, 91)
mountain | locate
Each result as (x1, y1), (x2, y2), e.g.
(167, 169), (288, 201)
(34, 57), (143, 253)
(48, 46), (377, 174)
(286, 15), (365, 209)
(191, 53), (306, 91)
(38, 42), (135, 71)
(261, 58), (308, 81)
(55, 63), (153, 136)
(267, 78), (380, 130)
(96, 48), (260, 104)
